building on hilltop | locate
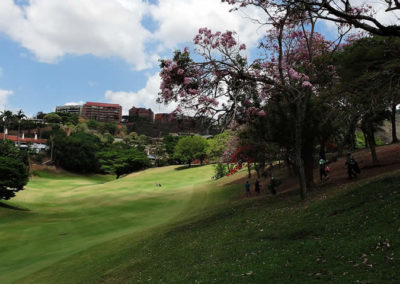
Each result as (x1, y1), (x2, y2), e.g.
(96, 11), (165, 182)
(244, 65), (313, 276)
(82, 102), (122, 124)
(154, 113), (171, 124)
(55, 105), (83, 116)
(129, 107), (154, 122)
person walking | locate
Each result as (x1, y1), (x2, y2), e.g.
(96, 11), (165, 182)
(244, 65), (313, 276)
(245, 181), (251, 197)
(319, 156), (327, 182)
(345, 153), (359, 179)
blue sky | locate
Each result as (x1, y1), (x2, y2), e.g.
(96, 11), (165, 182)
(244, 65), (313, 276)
(0, 0), (392, 117)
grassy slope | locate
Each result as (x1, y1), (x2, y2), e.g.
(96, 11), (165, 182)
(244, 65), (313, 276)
(1, 166), (400, 283)
(0, 165), (240, 283)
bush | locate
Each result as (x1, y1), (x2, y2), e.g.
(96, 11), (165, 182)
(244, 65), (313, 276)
(213, 163), (227, 179)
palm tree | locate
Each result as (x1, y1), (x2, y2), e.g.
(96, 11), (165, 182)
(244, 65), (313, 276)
(15, 110), (26, 145)
(1, 110), (13, 140)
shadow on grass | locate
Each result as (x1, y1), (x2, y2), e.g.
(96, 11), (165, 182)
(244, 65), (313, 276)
(0, 202), (30, 211)
(174, 164), (207, 171)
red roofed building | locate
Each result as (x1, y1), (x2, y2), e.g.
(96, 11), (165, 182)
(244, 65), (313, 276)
(82, 102), (122, 124)
(0, 133), (48, 153)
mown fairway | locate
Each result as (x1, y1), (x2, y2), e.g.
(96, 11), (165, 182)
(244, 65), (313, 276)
(0, 165), (240, 283)
(1, 165), (400, 283)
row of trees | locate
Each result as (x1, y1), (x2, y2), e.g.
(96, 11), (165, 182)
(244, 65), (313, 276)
(158, 0), (400, 199)
(49, 130), (149, 178)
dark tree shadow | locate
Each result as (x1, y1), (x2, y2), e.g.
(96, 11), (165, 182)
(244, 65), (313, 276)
(174, 164), (206, 171)
(0, 202), (30, 211)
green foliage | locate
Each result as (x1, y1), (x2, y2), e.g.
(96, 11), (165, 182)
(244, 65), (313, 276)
(355, 130), (385, 149)
(213, 162), (227, 179)
(97, 144), (149, 178)
(43, 113), (62, 124)
(163, 135), (181, 156)
(0, 140), (29, 200)
(174, 135), (208, 166)
(87, 119), (99, 130)
(55, 112), (79, 125)
(53, 132), (102, 173)
(355, 130), (366, 149)
(206, 130), (233, 162)
(41, 128), (66, 140)
(104, 122), (118, 135)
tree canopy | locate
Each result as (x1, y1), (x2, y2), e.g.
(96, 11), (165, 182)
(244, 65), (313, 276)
(174, 136), (208, 167)
(0, 140), (29, 200)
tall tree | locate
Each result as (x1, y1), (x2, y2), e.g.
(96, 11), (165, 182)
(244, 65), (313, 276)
(159, 3), (338, 198)
(334, 36), (396, 164)
(0, 140), (29, 200)
(174, 136), (208, 167)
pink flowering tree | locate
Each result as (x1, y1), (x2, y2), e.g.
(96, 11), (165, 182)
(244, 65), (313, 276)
(158, 2), (341, 199)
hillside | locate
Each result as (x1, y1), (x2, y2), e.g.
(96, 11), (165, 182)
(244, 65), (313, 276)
(0, 145), (399, 283)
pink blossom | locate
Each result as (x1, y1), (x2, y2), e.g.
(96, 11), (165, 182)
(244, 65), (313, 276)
(184, 77), (191, 85)
(239, 44), (246, 50)
(302, 81), (312, 88)
(257, 110), (266, 116)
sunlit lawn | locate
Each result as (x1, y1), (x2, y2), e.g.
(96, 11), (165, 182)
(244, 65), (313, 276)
(0, 165), (240, 283)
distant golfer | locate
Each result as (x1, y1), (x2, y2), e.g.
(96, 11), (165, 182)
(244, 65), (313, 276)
(245, 181), (251, 197)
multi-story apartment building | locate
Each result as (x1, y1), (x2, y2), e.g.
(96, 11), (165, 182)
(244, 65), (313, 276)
(55, 105), (83, 116)
(82, 102), (122, 124)
(129, 107), (154, 122)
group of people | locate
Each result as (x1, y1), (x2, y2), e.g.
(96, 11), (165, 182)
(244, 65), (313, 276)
(245, 174), (278, 197)
(319, 152), (361, 182)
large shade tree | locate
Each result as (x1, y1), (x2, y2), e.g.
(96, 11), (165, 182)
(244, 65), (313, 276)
(159, 1), (341, 198)
(0, 140), (29, 200)
(174, 136), (208, 167)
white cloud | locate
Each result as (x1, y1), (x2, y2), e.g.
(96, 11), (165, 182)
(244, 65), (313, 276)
(88, 81), (98, 87)
(0, 0), (266, 70)
(0, 89), (13, 110)
(105, 73), (177, 115)
(0, 0), (152, 70)
(150, 0), (265, 51)
(64, 101), (84, 106)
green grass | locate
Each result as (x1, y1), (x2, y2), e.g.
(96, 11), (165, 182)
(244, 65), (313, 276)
(1, 166), (399, 283)
(0, 165), (240, 283)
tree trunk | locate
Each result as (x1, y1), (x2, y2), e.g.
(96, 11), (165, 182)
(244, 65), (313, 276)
(336, 134), (344, 157)
(255, 163), (261, 178)
(366, 125), (378, 165)
(303, 143), (314, 188)
(284, 151), (294, 177)
(391, 102), (398, 143)
(319, 138), (326, 160)
(362, 129), (369, 148)
(347, 120), (357, 151)
(247, 163), (251, 178)
(295, 103), (307, 200)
